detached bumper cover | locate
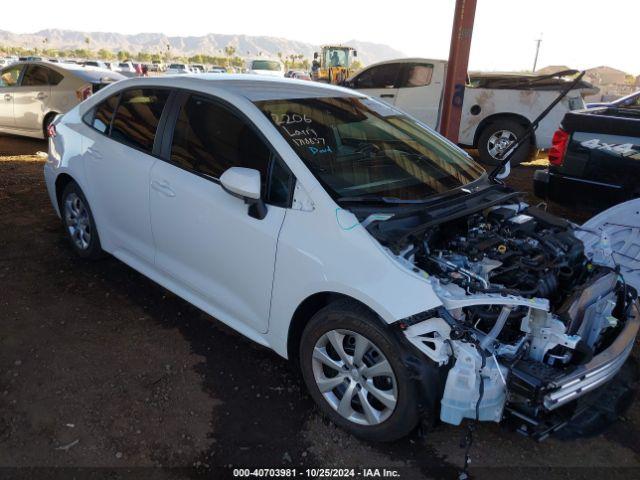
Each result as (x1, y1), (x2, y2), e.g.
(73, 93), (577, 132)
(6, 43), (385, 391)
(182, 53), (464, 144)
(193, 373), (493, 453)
(543, 302), (640, 410)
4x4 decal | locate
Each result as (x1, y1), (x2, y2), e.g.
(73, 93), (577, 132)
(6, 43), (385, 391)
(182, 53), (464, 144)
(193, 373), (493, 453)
(580, 138), (640, 160)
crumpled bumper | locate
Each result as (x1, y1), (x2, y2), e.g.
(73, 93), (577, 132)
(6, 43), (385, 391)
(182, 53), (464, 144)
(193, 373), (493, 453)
(543, 301), (640, 410)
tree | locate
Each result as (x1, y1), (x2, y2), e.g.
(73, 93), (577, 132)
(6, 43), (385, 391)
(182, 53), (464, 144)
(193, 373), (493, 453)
(224, 45), (236, 67)
(97, 49), (114, 60)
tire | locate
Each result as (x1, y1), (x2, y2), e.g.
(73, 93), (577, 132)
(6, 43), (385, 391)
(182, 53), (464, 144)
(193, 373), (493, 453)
(60, 181), (105, 260)
(43, 112), (58, 139)
(477, 119), (531, 166)
(299, 299), (420, 441)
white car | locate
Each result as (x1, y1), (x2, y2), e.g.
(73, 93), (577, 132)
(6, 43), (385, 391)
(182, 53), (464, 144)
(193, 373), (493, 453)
(166, 63), (190, 75)
(43, 75), (640, 441)
(246, 59), (284, 77)
(115, 61), (136, 77)
(83, 60), (109, 70)
(0, 61), (124, 139)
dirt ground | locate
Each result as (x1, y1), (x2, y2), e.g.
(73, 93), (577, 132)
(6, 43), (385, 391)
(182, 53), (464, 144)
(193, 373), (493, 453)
(1, 134), (639, 479)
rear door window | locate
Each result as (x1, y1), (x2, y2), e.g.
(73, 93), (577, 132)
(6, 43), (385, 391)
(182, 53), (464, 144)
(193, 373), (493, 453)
(353, 63), (402, 89)
(110, 88), (170, 153)
(48, 69), (64, 86)
(22, 65), (52, 86)
(399, 64), (434, 88)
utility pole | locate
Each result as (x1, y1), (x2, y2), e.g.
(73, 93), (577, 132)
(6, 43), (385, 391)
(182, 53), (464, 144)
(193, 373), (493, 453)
(439, 0), (478, 143)
(532, 37), (542, 72)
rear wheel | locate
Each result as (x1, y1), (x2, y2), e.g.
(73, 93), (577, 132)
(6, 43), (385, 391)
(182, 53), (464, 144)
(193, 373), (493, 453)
(43, 112), (58, 138)
(477, 119), (531, 166)
(299, 300), (420, 441)
(60, 181), (105, 260)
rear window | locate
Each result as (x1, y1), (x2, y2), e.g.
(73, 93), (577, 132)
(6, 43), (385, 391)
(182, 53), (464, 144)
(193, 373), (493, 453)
(110, 88), (170, 153)
(90, 93), (120, 134)
(251, 60), (281, 71)
(169, 64), (185, 69)
(22, 65), (51, 86)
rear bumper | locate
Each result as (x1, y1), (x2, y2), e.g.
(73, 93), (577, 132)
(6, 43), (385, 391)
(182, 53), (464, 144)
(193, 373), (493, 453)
(533, 168), (626, 208)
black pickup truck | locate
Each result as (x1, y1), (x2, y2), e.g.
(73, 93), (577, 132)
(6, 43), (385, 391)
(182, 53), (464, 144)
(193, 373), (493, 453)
(533, 105), (640, 211)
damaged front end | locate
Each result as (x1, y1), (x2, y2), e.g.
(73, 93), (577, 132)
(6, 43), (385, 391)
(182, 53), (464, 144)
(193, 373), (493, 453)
(366, 192), (640, 438)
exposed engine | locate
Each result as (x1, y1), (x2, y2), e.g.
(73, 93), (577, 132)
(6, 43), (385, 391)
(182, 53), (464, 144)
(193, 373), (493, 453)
(414, 204), (588, 304)
(393, 201), (637, 437)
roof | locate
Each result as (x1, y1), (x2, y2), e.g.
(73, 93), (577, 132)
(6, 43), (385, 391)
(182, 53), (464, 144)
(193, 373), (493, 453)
(115, 74), (363, 101)
(361, 57), (447, 69)
(6, 60), (125, 82)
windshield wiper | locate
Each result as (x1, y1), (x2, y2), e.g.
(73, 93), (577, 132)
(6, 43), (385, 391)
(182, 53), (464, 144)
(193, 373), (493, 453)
(337, 195), (449, 205)
(336, 196), (408, 204)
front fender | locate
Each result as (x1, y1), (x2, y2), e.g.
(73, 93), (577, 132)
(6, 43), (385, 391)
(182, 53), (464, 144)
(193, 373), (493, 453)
(265, 207), (443, 358)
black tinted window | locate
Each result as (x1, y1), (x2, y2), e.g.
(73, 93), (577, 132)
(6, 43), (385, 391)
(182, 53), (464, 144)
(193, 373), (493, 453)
(91, 93), (120, 134)
(171, 96), (271, 183)
(110, 89), (169, 153)
(22, 65), (51, 86)
(48, 69), (64, 85)
(353, 64), (401, 89)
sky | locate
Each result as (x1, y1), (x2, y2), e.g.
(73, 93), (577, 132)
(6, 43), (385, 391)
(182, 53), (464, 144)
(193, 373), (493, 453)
(1, 0), (637, 74)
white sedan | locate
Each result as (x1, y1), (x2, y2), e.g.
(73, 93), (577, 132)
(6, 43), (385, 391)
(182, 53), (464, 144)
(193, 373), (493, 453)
(166, 63), (190, 75)
(0, 61), (124, 139)
(43, 74), (640, 441)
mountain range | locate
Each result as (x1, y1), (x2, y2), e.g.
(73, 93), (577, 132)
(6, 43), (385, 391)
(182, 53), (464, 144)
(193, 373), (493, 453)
(0, 29), (405, 65)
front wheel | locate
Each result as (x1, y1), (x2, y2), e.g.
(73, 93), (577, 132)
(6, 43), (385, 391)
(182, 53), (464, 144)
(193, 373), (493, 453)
(299, 300), (420, 441)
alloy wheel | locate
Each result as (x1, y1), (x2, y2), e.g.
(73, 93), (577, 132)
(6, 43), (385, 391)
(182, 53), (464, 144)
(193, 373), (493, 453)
(311, 329), (398, 426)
(64, 193), (92, 250)
(487, 129), (517, 159)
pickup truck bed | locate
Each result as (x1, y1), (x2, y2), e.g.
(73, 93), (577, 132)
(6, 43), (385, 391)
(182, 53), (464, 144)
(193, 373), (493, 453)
(534, 106), (640, 211)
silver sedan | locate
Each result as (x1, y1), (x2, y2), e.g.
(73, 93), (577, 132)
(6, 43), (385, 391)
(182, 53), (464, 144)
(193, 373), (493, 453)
(0, 61), (124, 139)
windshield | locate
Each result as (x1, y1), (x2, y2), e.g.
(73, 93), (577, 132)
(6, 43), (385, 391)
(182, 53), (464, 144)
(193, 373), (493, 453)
(255, 96), (484, 201)
(324, 48), (349, 68)
(251, 60), (281, 71)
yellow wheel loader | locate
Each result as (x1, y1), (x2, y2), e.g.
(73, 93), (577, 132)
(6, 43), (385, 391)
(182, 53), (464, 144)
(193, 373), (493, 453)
(311, 45), (358, 85)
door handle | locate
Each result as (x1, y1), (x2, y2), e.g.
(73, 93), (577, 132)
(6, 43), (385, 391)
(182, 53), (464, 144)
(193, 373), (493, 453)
(151, 180), (176, 197)
(380, 94), (395, 98)
(3, 94), (10, 101)
(86, 147), (103, 159)
(36, 92), (48, 100)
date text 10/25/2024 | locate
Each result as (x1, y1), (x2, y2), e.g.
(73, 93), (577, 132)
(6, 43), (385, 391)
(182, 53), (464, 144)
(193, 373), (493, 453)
(233, 468), (401, 478)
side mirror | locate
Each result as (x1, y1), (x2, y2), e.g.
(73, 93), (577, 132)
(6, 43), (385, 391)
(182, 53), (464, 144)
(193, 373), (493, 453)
(220, 167), (268, 219)
(353, 50), (357, 57)
(313, 52), (319, 60)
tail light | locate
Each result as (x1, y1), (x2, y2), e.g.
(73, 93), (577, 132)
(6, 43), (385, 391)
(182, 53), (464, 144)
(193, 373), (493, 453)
(76, 84), (92, 102)
(46, 124), (57, 138)
(548, 128), (569, 166)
